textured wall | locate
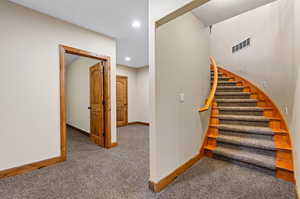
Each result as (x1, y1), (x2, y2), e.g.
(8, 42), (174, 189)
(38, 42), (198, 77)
(209, 0), (297, 123)
(290, 0), (300, 194)
(149, 0), (198, 182)
(116, 65), (149, 123)
(0, 1), (116, 170)
(66, 57), (99, 133)
(155, 12), (210, 182)
(137, 66), (150, 123)
(117, 65), (139, 122)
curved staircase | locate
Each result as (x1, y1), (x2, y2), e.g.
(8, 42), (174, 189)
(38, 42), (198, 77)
(201, 66), (295, 183)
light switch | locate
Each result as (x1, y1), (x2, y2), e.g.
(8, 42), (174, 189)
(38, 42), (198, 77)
(262, 81), (267, 88)
(179, 93), (185, 103)
(284, 106), (288, 114)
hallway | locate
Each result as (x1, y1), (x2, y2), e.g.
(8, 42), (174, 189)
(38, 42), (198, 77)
(0, 125), (149, 199)
(0, 125), (295, 199)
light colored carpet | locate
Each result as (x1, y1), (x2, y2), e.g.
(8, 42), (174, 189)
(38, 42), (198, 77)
(0, 125), (295, 199)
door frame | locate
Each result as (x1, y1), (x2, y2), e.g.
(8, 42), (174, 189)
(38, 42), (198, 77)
(116, 75), (128, 127)
(59, 45), (112, 160)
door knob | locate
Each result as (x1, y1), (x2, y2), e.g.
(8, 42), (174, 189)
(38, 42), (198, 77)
(88, 107), (91, 110)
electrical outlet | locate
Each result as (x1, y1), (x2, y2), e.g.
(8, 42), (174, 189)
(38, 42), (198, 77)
(262, 81), (268, 89)
(179, 93), (185, 103)
(284, 106), (288, 115)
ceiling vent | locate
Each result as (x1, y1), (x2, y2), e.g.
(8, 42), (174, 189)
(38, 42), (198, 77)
(232, 38), (250, 53)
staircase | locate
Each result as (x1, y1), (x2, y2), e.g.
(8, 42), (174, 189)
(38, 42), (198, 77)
(202, 67), (295, 183)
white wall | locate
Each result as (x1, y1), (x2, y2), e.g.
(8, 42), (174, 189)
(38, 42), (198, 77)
(66, 57), (99, 133)
(154, 12), (210, 182)
(210, 0), (297, 123)
(149, 0), (197, 183)
(116, 65), (149, 123)
(66, 62), (149, 132)
(137, 66), (150, 123)
(290, 0), (300, 194)
(0, 0), (116, 171)
(116, 65), (138, 122)
(66, 61), (149, 132)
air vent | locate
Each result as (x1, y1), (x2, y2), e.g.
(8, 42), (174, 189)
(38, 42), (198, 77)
(232, 38), (250, 53)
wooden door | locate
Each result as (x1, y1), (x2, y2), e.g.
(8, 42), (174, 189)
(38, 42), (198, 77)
(116, 76), (128, 127)
(89, 63), (105, 147)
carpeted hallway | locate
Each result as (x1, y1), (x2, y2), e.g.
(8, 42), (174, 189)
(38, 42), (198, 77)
(0, 125), (295, 199)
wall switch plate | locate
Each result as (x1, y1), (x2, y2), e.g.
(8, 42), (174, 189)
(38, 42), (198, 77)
(262, 81), (268, 88)
(179, 93), (185, 103)
(284, 106), (288, 114)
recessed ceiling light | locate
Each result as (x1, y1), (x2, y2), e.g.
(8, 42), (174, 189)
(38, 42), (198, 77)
(132, 20), (141, 29)
(125, 57), (131, 62)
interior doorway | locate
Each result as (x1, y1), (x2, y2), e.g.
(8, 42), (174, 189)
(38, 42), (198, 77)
(59, 45), (112, 160)
(116, 75), (128, 127)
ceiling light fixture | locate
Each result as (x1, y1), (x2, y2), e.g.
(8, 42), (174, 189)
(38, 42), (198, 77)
(125, 57), (131, 62)
(132, 20), (141, 29)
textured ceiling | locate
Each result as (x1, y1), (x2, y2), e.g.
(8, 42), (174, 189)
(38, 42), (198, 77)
(9, 0), (148, 68)
(9, 0), (278, 68)
(193, 0), (277, 26)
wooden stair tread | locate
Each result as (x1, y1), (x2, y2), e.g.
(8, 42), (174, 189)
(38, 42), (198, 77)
(267, 117), (281, 121)
(213, 106), (273, 110)
(272, 129), (288, 134)
(276, 159), (294, 171)
(216, 99), (257, 102)
(216, 92), (251, 95)
(259, 107), (273, 110)
(207, 128), (291, 150)
(204, 67), (295, 182)
(207, 134), (217, 139)
(214, 144), (276, 170)
(217, 134), (276, 151)
(209, 124), (287, 133)
(211, 115), (281, 121)
(204, 145), (215, 151)
(275, 142), (292, 150)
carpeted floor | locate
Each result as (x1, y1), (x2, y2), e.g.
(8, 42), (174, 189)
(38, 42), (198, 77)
(0, 125), (295, 199)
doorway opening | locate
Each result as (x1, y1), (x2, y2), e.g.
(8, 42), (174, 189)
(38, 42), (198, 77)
(59, 45), (112, 160)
